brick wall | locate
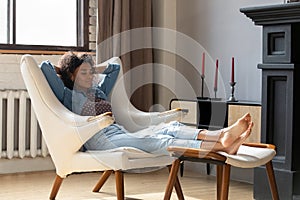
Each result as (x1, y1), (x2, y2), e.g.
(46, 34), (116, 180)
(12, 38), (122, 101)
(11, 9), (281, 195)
(89, 0), (97, 51)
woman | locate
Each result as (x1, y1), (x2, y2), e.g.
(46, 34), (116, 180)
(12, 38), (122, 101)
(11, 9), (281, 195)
(57, 51), (253, 155)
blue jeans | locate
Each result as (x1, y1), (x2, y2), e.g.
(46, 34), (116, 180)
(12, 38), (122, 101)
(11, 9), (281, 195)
(84, 121), (202, 156)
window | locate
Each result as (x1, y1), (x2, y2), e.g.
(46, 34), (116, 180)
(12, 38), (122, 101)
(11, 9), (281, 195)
(0, 0), (89, 52)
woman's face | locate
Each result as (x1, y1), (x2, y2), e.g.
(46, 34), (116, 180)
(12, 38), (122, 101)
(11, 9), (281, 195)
(73, 62), (94, 91)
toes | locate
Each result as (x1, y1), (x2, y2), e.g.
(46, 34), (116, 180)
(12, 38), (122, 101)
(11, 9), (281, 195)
(249, 121), (254, 129)
(244, 113), (251, 121)
(242, 122), (253, 138)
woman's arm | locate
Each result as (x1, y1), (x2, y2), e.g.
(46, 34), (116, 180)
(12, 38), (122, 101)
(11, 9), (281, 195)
(96, 63), (121, 98)
(93, 63), (109, 74)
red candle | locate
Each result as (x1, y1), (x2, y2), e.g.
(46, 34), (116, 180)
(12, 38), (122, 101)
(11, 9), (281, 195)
(202, 52), (205, 76)
(231, 57), (235, 83)
(214, 59), (219, 90)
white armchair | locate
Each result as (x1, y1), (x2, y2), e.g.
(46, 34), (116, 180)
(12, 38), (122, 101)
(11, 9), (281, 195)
(20, 55), (184, 200)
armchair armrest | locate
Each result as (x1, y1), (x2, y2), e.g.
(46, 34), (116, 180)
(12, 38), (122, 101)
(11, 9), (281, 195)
(116, 108), (188, 132)
(150, 108), (188, 125)
(158, 108), (188, 118)
(87, 112), (114, 122)
(75, 112), (115, 146)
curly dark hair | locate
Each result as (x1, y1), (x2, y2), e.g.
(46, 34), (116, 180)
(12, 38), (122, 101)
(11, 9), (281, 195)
(57, 51), (94, 89)
(78, 53), (94, 66)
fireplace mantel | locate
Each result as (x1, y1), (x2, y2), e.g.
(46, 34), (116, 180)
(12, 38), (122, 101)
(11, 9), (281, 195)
(241, 3), (300, 25)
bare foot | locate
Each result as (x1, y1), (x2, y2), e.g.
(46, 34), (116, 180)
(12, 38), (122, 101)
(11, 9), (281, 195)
(220, 113), (252, 147)
(223, 121), (253, 155)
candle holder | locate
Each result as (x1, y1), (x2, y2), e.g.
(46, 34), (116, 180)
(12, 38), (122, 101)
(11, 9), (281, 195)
(214, 87), (217, 99)
(211, 88), (222, 101)
(228, 82), (238, 102)
(201, 75), (205, 98)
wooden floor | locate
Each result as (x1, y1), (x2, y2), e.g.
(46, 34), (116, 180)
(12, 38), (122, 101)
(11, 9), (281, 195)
(0, 168), (253, 200)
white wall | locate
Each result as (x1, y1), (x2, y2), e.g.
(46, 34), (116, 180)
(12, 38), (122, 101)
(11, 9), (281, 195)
(0, 54), (62, 90)
(174, 0), (284, 102)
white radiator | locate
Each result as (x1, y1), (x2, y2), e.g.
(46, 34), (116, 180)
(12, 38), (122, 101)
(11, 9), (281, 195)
(0, 90), (49, 159)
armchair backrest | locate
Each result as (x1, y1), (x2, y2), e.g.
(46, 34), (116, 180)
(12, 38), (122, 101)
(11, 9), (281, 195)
(106, 57), (155, 132)
(20, 55), (111, 174)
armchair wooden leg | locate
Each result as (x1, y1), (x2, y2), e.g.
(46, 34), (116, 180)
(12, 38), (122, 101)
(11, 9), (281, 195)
(266, 161), (279, 200)
(168, 164), (184, 200)
(220, 164), (231, 200)
(164, 159), (182, 200)
(115, 170), (124, 200)
(49, 175), (63, 200)
(93, 170), (113, 192)
(216, 165), (223, 200)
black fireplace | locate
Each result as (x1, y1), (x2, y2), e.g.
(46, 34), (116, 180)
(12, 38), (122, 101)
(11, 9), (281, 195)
(241, 3), (300, 200)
